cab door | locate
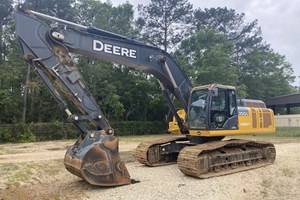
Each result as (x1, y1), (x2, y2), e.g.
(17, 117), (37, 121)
(208, 87), (238, 130)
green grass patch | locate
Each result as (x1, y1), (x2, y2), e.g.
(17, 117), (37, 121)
(0, 147), (22, 155)
(273, 127), (300, 137)
(6, 163), (37, 187)
(119, 134), (168, 143)
(1, 161), (63, 188)
(0, 163), (20, 176)
(230, 127), (300, 144)
(36, 160), (62, 176)
(250, 127), (300, 139)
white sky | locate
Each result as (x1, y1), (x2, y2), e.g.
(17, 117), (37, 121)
(108, 0), (300, 86)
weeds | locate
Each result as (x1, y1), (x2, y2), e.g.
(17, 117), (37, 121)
(1, 161), (62, 188)
(0, 147), (22, 155)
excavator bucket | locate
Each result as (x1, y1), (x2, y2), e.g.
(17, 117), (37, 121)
(64, 131), (132, 186)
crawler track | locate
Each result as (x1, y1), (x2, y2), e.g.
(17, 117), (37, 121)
(136, 136), (189, 166)
(178, 139), (276, 178)
(137, 137), (276, 179)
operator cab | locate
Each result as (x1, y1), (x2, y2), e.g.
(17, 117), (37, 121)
(188, 84), (238, 130)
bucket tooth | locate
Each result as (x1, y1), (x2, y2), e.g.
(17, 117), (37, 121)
(64, 131), (131, 186)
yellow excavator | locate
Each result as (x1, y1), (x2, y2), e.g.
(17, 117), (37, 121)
(137, 86), (275, 178)
(14, 6), (276, 186)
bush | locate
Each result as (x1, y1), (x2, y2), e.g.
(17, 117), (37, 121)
(111, 121), (167, 136)
(28, 122), (79, 141)
(16, 122), (36, 143)
(0, 123), (36, 143)
(0, 125), (13, 143)
(0, 121), (167, 143)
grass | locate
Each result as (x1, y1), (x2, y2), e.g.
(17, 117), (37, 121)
(0, 147), (22, 155)
(226, 127), (300, 144)
(1, 160), (62, 188)
(0, 163), (20, 175)
(273, 127), (300, 137)
(6, 163), (37, 187)
(238, 127), (300, 138)
(118, 134), (170, 143)
(36, 160), (62, 176)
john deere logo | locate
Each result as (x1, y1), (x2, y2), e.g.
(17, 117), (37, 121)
(93, 40), (137, 59)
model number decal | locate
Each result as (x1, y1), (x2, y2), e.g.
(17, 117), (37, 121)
(238, 107), (249, 116)
(238, 110), (249, 116)
(93, 40), (137, 59)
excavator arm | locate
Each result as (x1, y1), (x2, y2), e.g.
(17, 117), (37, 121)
(15, 7), (192, 133)
(14, 6), (192, 186)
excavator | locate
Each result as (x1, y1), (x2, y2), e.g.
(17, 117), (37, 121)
(14, 6), (276, 186)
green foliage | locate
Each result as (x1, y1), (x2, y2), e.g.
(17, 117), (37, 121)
(23, 0), (76, 20)
(191, 7), (295, 99)
(193, 7), (266, 56)
(0, 46), (26, 123)
(73, 1), (167, 121)
(0, 125), (12, 143)
(0, 123), (35, 143)
(31, 121), (78, 141)
(276, 127), (300, 137)
(136, 0), (193, 51)
(112, 121), (167, 136)
(16, 122), (36, 143)
(102, 92), (125, 120)
(76, 0), (136, 35)
(176, 30), (239, 86)
(0, 121), (166, 143)
(0, 0), (13, 64)
(241, 50), (295, 99)
(77, 57), (167, 121)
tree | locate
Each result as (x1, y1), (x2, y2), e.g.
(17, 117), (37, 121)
(76, 1), (136, 36)
(23, 0), (76, 20)
(0, 45), (26, 123)
(193, 8), (266, 74)
(191, 7), (295, 99)
(175, 30), (239, 87)
(0, 0), (20, 123)
(75, 0), (167, 121)
(241, 50), (295, 99)
(136, 0), (193, 52)
(0, 0), (13, 65)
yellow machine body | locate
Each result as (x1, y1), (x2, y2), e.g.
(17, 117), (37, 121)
(191, 107), (275, 136)
(169, 84), (275, 136)
(169, 107), (275, 136)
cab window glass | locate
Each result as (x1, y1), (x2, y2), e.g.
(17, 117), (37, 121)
(188, 89), (208, 129)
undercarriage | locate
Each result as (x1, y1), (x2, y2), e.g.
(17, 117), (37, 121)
(136, 136), (276, 178)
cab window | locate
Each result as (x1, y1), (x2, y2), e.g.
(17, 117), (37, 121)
(210, 88), (237, 129)
(188, 89), (208, 129)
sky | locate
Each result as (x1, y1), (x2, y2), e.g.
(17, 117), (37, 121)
(108, 0), (300, 86)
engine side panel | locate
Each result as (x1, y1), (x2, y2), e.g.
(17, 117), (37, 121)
(189, 107), (275, 137)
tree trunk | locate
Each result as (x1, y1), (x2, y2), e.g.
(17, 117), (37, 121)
(22, 63), (31, 122)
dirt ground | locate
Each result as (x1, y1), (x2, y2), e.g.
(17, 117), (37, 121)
(0, 135), (299, 200)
